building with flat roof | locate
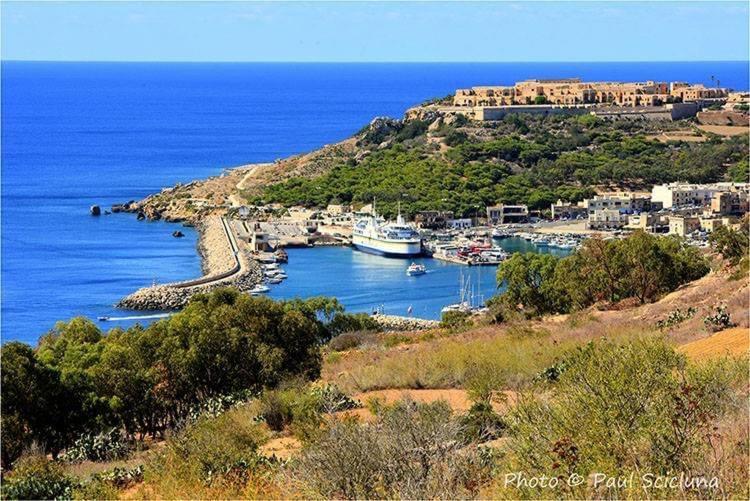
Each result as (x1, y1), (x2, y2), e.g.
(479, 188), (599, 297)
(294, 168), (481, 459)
(651, 183), (750, 209)
(588, 209), (628, 230)
(487, 204), (529, 224)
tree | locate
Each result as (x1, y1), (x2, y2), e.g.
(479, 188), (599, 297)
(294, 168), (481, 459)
(1, 342), (80, 465)
(497, 253), (563, 316)
(709, 223), (749, 265)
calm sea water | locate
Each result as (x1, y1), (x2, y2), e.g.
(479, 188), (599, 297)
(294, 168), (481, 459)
(268, 238), (570, 320)
(3, 61), (748, 344)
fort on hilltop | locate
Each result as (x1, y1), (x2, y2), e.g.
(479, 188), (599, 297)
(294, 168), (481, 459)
(438, 78), (733, 121)
(453, 78), (728, 107)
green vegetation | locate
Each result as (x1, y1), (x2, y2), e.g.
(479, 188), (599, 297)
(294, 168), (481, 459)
(0, 289), (347, 468)
(493, 337), (747, 499)
(709, 220), (749, 267)
(291, 399), (495, 499)
(257, 113), (748, 217)
(495, 231), (709, 317)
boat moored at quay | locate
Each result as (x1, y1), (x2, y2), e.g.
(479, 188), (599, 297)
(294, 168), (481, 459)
(352, 206), (422, 257)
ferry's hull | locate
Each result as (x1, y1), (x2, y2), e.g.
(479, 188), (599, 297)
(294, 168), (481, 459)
(352, 235), (422, 257)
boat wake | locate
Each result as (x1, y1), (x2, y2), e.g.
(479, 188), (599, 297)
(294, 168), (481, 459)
(99, 313), (172, 322)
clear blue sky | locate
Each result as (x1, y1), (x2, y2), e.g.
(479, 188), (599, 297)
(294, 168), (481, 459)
(2, 1), (748, 62)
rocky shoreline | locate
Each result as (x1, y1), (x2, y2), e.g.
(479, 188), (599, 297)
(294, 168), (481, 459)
(371, 314), (440, 331)
(117, 217), (262, 310)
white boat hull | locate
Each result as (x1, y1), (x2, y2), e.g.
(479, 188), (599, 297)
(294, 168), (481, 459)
(352, 235), (422, 257)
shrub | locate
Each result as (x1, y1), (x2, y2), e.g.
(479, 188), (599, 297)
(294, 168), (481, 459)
(1, 454), (75, 501)
(257, 384), (359, 441)
(328, 332), (363, 352)
(709, 223), (749, 265)
(460, 401), (507, 443)
(60, 428), (131, 463)
(146, 408), (266, 492)
(292, 398), (495, 499)
(327, 313), (380, 337)
(501, 337), (743, 498)
(440, 310), (472, 331)
(703, 304), (733, 332)
(257, 390), (295, 432)
(655, 306), (697, 330)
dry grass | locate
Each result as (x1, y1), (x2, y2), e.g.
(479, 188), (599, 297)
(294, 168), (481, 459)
(679, 327), (749, 361)
(697, 124), (750, 137)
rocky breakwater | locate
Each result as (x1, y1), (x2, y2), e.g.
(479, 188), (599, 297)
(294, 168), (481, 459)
(371, 314), (440, 332)
(117, 217), (262, 310)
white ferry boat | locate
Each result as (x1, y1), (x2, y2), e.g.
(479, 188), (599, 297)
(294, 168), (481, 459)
(352, 204), (422, 257)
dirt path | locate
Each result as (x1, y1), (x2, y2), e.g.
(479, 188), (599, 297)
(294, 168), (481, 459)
(227, 162), (274, 207)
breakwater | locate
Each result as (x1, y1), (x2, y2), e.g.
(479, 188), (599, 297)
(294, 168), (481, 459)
(371, 314), (440, 331)
(117, 217), (262, 310)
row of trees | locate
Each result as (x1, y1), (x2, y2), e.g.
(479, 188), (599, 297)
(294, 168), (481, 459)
(1, 290), (351, 467)
(494, 231), (710, 317)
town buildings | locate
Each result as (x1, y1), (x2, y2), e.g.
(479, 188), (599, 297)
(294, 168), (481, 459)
(453, 79), (727, 108)
(651, 182), (749, 209)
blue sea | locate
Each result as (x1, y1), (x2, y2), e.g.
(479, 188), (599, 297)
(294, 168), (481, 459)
(2, 61), (748, 345)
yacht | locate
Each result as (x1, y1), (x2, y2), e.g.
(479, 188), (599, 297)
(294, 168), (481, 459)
(352, 202), (422, 257)
(406, 262), (426, 276)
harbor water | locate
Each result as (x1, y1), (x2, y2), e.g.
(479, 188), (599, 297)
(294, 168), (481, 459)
(268, 238), (570, 320)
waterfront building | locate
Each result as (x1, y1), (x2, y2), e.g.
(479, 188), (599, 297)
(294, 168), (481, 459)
(651, 182), (750, 209)
(415, 210), (455, 229)
(588, 208), (628, 230)
(486, 204), (529, 224)
(550, 199), (588, 219)
(628, 213), (669, 233)
(583, 193), (655, 214)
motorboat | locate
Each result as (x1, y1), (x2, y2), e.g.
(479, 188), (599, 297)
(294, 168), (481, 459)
(97, 316), (110, 322)
(406, 262), (426, 276)
(250, 284), (271, 295)
(267, 277), (283, 284)
(274, 248), (288, 263)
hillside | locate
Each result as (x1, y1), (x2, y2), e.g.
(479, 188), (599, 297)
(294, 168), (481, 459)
(127, 105), (749, 222)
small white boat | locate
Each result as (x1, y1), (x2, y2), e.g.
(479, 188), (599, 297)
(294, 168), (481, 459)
(97, 316), (110, 322)
(267, 277), (283, 284)
(264, 263), (280, 270)
(406, 262), (426, 276)
(250, 284), (270, 295)
(441, 302), (472, 314)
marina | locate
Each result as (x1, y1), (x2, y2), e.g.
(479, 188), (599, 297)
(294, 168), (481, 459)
(265, 237), (571, 320)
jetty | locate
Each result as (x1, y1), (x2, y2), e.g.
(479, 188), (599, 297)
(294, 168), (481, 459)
(117, 216), (263, 310)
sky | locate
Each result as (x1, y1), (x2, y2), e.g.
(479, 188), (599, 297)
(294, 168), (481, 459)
(1, 1), (748, 62)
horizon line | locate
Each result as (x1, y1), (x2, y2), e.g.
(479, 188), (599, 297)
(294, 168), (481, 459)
(2, 59), (748, 64)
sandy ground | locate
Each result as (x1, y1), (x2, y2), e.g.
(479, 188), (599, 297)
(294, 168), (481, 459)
(649, 131), (707, 143)
(697, 124), (750, 137)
